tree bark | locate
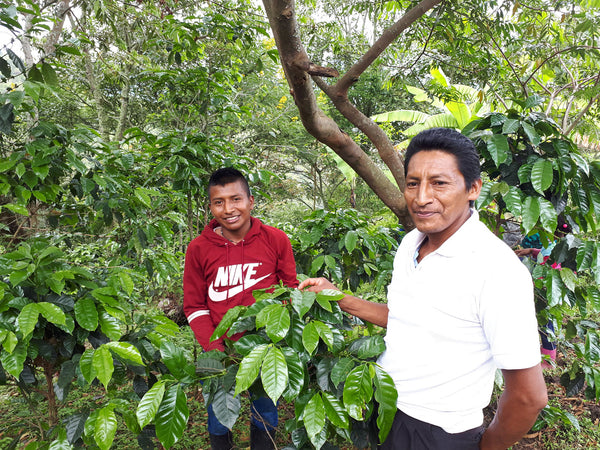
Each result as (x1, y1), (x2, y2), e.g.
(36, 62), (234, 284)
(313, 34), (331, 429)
(77, 10), (111, 141)
(115, 64), (132, 141)
(262, 0), (442, 225)
(42, 0), (71, 56)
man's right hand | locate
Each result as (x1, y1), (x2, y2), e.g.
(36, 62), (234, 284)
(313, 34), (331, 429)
(298, 277), (340, 293)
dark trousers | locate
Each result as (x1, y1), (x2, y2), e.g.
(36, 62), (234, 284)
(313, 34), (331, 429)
(380, 409), (484, 450)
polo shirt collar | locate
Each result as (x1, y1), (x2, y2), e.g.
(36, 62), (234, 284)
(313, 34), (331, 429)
(413, 209), (480, 258)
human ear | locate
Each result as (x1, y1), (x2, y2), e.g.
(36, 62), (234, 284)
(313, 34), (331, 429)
(468, 179), (483, 200)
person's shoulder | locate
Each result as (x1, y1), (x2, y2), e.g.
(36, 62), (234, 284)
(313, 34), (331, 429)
(398, 227), (422, 248)
(472, 222), (530, 273)
(470, 221), (513, 253)
(188, 224), (218, 249)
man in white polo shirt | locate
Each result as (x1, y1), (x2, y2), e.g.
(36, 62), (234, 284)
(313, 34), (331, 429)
(299, 128), (547, 450)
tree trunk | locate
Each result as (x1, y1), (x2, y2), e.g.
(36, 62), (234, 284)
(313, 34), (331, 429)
(42, 361), (58, 426)
(77, 10), (111, 141)
(115, 65), (132, 141)
(262, 0), (441, 225)
(82, 48), (111, 141)
(42, 0), (71, 56)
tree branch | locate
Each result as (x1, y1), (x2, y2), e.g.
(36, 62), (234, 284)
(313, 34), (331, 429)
(336, 0), (443, 92)
(565, 70), (600, 136)
(262, 0), (441, 225)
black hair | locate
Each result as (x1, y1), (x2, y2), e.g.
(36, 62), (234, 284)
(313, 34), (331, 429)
(404, 127), (481, 191)
(207, 167), (251, 197)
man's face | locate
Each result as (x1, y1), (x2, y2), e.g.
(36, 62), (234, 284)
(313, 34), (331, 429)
(404, 150), (481, 245)
(209, 180), (254, 237)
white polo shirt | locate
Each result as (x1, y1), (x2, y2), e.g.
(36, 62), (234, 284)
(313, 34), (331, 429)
(378, 210), (540, 433)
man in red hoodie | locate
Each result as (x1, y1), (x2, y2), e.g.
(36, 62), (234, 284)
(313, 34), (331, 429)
(183, 167), (298, 450)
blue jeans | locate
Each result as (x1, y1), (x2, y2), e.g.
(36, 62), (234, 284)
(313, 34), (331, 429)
(208, 395), (278, 436)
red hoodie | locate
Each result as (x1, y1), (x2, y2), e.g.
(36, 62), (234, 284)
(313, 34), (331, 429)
(183, 217), (298, 351)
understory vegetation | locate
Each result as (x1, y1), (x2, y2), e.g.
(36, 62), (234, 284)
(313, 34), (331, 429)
(2, 0), (600, 448)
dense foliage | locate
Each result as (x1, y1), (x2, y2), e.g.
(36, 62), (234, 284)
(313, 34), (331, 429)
(203, 286), (396, 449)
(465, 105), (600, 403)
(1, 0), (600, 448)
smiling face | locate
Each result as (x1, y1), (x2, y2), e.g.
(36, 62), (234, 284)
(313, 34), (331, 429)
(404, 150), (482, 249)
(209, 180), (255, 241)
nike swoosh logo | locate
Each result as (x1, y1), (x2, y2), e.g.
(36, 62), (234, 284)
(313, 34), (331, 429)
(208, 273), (271, 302)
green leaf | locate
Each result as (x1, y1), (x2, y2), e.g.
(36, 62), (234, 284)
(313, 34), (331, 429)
(118, 272), (134, 296)
(546, 271), (565, 307)
(0, 56), (11, 78)
(487, 134), (509, 166)
(234, 344), (268, 396)
(41, 62), (59, 85)
(356, 335), (386, 359)
(317, 289), (346, 302)
(538, 198), (557, 234)
(37, 302), (66, 325)
(521, 121), (541, 146)
(302, 322), (319, 355)
(53, 419), (78, 448)
(374, 366), (398, 443)
(63, 411), (88, 444)
(134, 188), (152, 208)
(79, 348), (96, 383)
(32, 164), (49, 180)
(291, 289), (315, 319)
(160, 340), (195, 381)
(18, 303), (39, 337)
(446, 101), (471, 129)
(313, 321), (334, 350)
(261, 346), (288, 404)
(105, 341), (144, 366)
(576, 242), (595, 271)
(233, 334), (269, 356)
(74, 297), (99, 331)
(98, 310), (122, 341)
(211, 387), (240, 430)
(94, 406), (117, 450)
(502, 118), (520, 134)
(92, 345), (114, 389)
(490, 181), (509, 196)
(2, 203), (28, 216)
(522, 197), (540, 234)
(211, 305), (245, 341)
(502, 187), (522, 216)
(137, 379), (166, 429)
(344, 230), (358, 253)
(331, 358), (355, 388)
(324, 254), (336, 270)
(152, 314), (180, 336)
(121, 410), (141, 435)
(0, 341), (26, 378)
(322, 392), (349, 428)
(281, 347), (305, 402)
(2, 331), (17, 353)
(304, 392), (326, 441)
(155, 384), (189, 449)
(560, 268), (577, 293)
(310, 255), (324, 274)
(531, 159), (554, 195)
(315, 294), (332, 312)
(343, 365), (373, 420)
(264, 306), (290, 343)
(585, 332), (600, 363)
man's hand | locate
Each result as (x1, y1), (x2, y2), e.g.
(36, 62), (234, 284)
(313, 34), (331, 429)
(299, 277), (389, 328)
(298, 277), (340, 293)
